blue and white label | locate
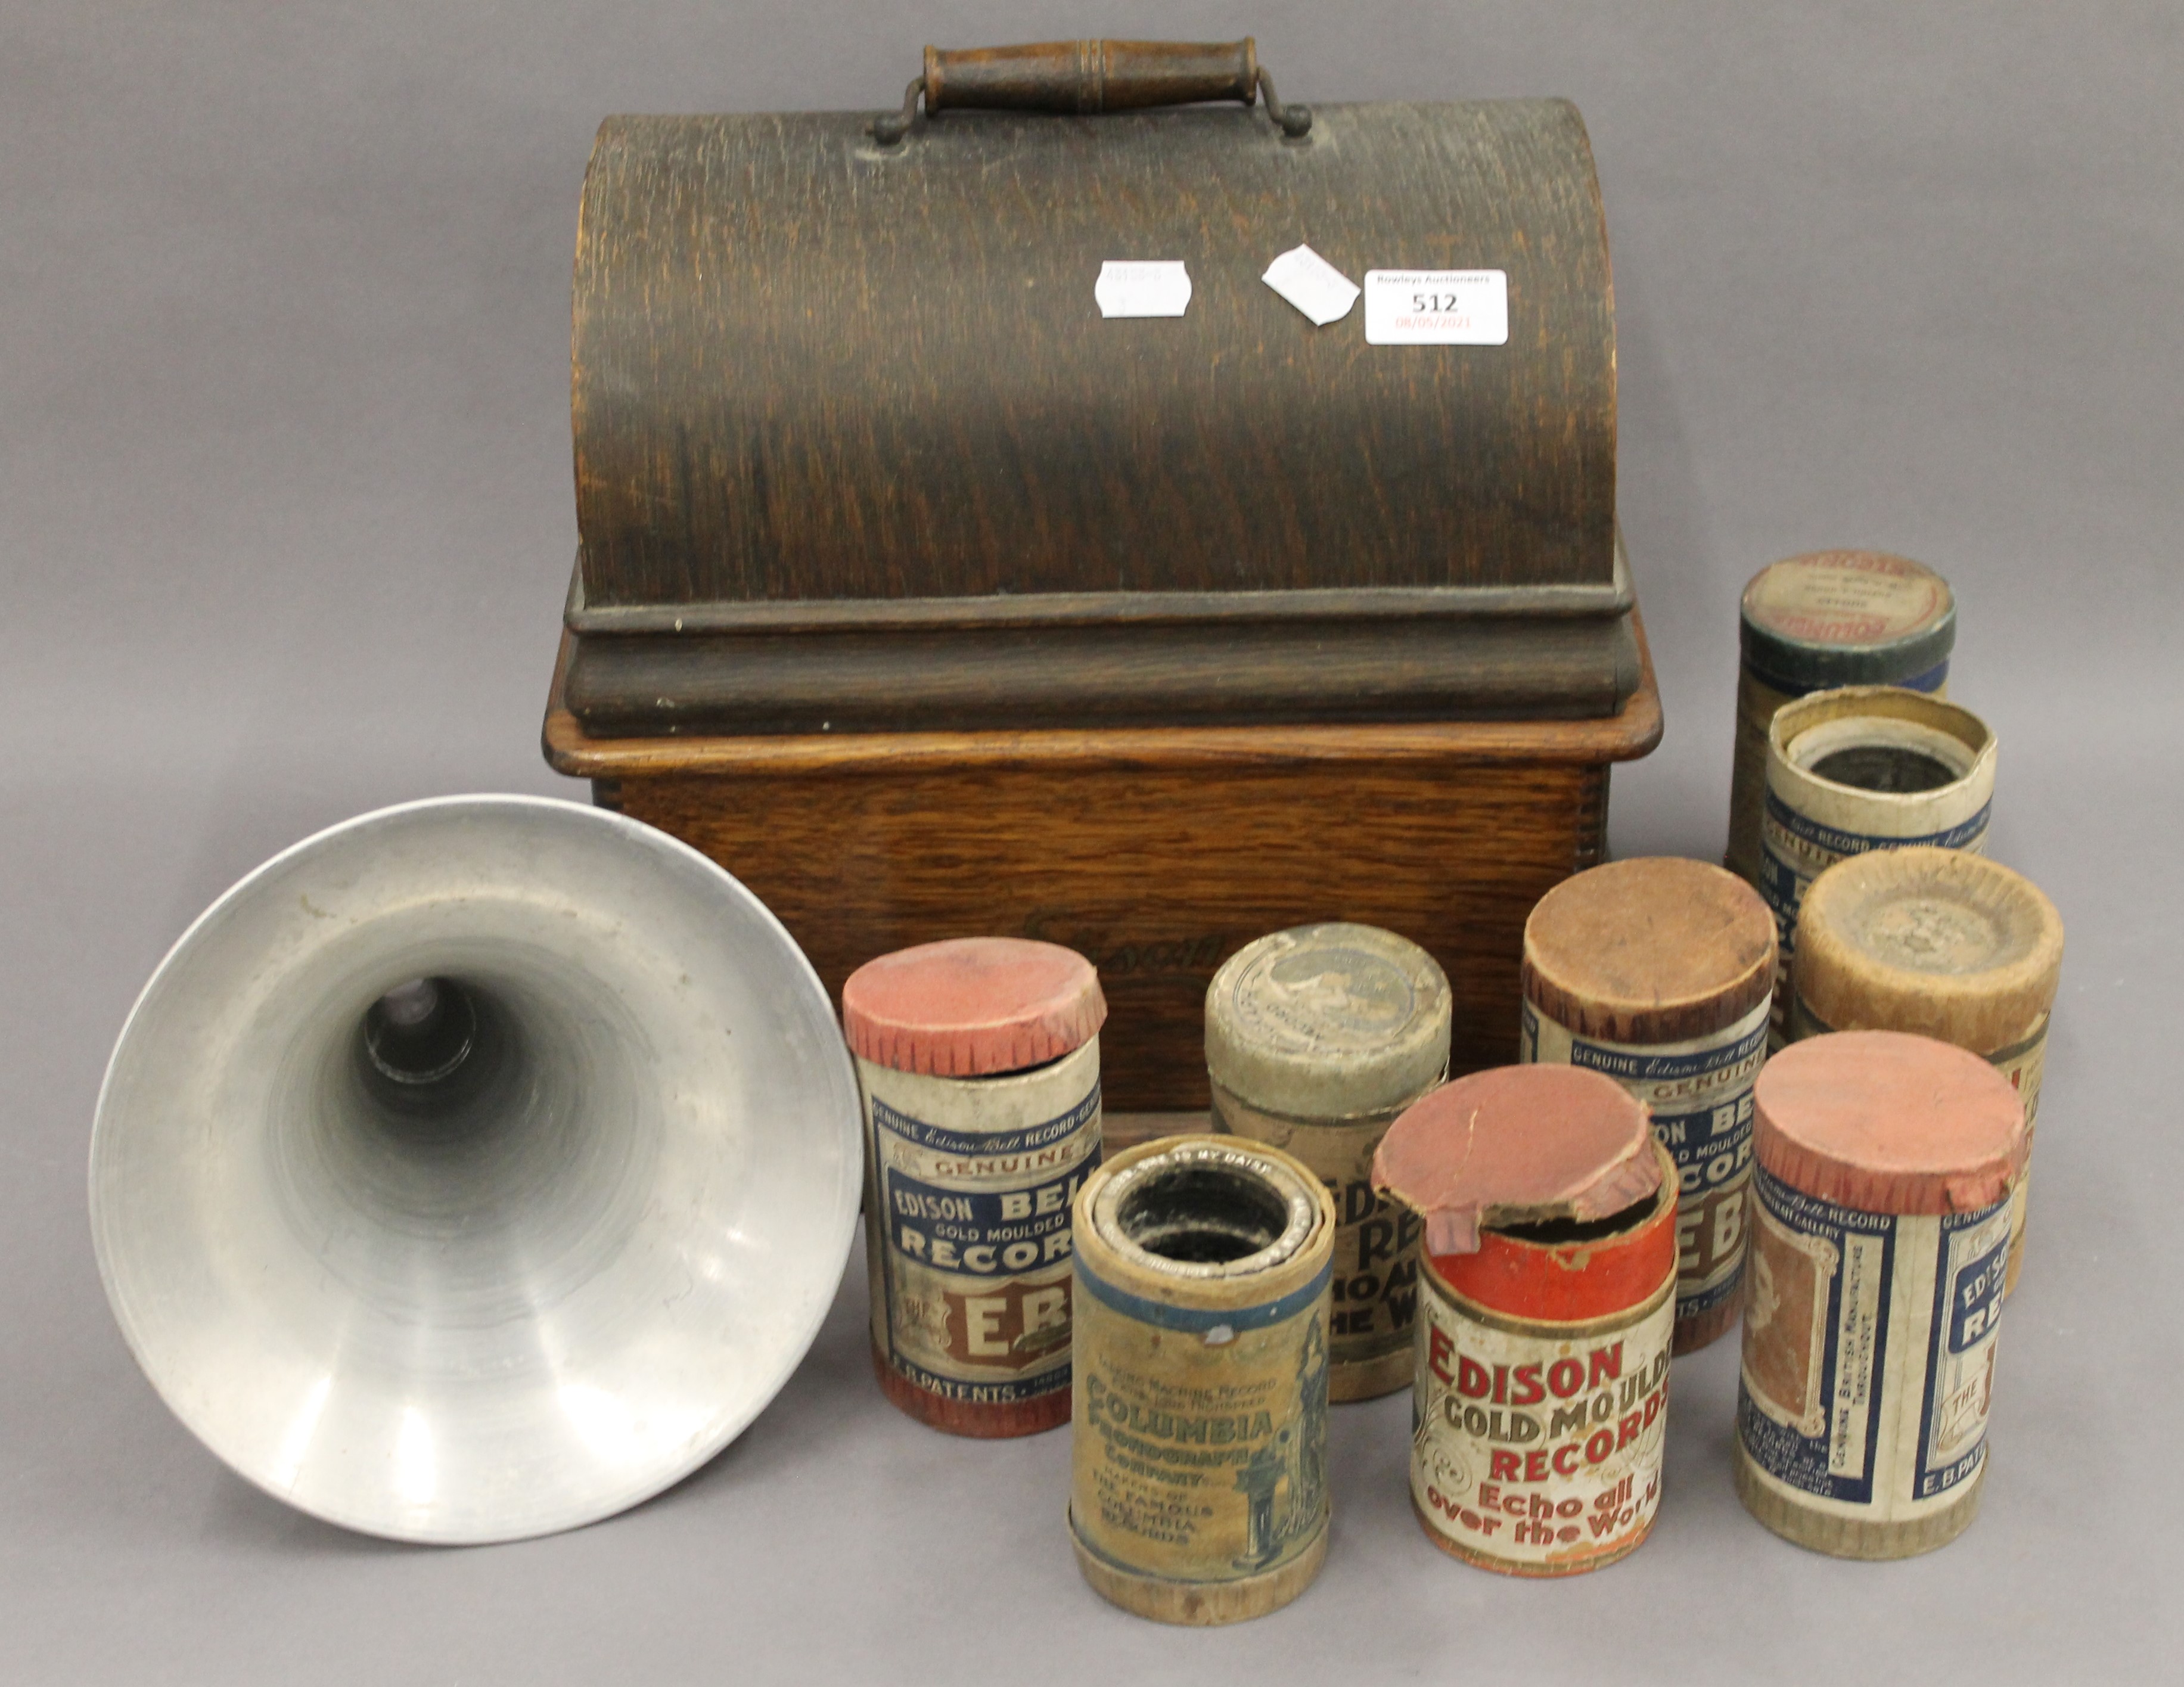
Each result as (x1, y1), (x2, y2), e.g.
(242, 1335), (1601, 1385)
(1915, 1216), (2009, 1500)
(883, 1163), (1088, 1276)
(1738, 1166), (2009, 1523)
(1763, 789), (1992, 870)
(857, 1039), (1103, 1408)
(1521, 997), (1769, 1322)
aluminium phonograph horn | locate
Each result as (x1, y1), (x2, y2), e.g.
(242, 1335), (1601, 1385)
(88, 795), (862, 1543)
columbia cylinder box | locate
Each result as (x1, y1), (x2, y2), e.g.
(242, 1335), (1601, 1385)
(542, 39), (1662, 1113)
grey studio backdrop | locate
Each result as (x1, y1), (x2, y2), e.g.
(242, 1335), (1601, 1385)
(3, 2), (2177, 1680)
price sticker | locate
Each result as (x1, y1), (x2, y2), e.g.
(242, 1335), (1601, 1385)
(1260, 244), (1360, 326)
(1095, 261), (1192, 319)
(1363, 269), (1508, 345)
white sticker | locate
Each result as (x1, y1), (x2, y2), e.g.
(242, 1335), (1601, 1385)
(1260, 244), (1360, 325)
(1364, 269), (1508, 345)
(1095, 261), (1192, 319)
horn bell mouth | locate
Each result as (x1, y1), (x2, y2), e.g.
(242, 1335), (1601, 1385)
(88, 794), (860, 1544)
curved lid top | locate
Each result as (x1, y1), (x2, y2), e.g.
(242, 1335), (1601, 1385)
(1741, 551), (1955, 690)
(1371, 1064), (1661, 1257)
(842, 937), (1105, 1077)
(1795, 849), (2064, 1052)
(576, 101), (1617, 612)
(1523, 858), (1775, 1043)
(1206, 922), (1452, 1117)
(1754, 1030), (2027, 1215)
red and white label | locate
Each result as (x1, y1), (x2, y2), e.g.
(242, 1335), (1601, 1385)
(1412, 1279), (1673, 1571)
(1365, 270), (1508, 344)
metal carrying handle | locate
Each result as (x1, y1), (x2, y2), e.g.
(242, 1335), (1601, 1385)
(872, 38), (1311, 144)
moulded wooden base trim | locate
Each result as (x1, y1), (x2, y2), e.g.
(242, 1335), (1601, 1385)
(1410, 1492), (1655, 1576)
(1070, 1511), (1329, 1626)
(540, 610), (1661, 779)
(1733, 1437), (1984, 1559)
(871, 1344), (1069, 1439)
(560, 602), (1642, 737)
(540, 617), (1660, 1110)
(589, 749), (1617, 1108)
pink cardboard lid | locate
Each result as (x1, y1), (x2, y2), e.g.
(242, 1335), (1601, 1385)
(841, 937), (1105, 1077)
(1370, 1065), (1662, 1256)
(1754, 1030), (2027, 1216)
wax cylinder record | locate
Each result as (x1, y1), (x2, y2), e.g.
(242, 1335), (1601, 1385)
(1204, 922), (1451, 1402)
(843, 937), (1106, 1437)
(1069, 1136), (1335, 1626)
(1791, 849), (2062, 1296)
(1760, 685), (1996, 1046)
(1734, 1032), (2027, 1559)
(1726, 552), (1955, 885)
(1520, 858), (1775, 1354)
(1374, 1066), (1676, 1577)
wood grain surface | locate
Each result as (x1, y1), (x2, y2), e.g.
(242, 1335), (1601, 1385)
(560, 595), (1641, 735)
(545, 623), (1660, 1111)
(541, 608), (1661, 777)
(570, 100), (1614, 608)
(921, 39), (1259, 116)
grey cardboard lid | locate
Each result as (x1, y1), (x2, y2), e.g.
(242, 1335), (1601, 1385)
(1739, 551), (1956, 692)
(1206, 922), (1452, 1118)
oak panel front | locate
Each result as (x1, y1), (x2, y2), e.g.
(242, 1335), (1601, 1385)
(613, 756), (1607, 1110)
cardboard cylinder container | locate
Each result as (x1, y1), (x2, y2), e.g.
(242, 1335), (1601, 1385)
(844, 937), (1106, 1437)
(1734, 1031), (2027, 1559)
(1374, 1066), (1676, 1577)
(1726, 551), (1955, 885)
(1521, 858), (1775, 1353)
(1791, 848), (2063, 1295)
(1205, 922), (1452, 1401)
(1068, 1136), (1335, 1626)
(1760, 686), (1996, 1046)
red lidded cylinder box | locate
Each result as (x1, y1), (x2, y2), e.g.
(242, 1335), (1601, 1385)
(1733, 1030), (2027, 1558)
(1374, 1065), (1676, 1576)
(843, 937), (1105, 1436)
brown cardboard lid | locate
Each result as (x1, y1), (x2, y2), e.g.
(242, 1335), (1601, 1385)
(1370, 1065), (1661, 1256)
(841, 938), (1105, 1077)
(1205, 922), (1452, 1117)
(1523, 857), (1776, 1043)
(1794, 848), (2063, 1053)
(1754, 1030), (2027, 1215)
